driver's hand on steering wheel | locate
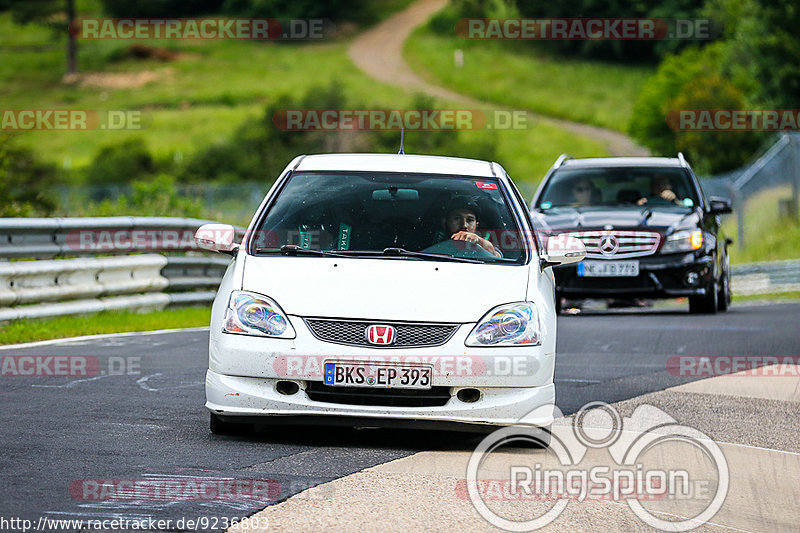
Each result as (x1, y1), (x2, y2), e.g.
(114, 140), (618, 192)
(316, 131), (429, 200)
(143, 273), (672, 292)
(451, 231), (502, 258)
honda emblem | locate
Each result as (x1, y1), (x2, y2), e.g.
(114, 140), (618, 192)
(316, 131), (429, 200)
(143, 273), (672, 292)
(366, 325), (396, 345)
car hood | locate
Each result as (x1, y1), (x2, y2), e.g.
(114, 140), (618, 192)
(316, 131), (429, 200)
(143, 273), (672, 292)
(534, 206), (700, 232)
(241, 256), (530, 323)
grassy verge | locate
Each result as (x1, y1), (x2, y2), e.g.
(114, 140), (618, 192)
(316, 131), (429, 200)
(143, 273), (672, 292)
(1, 10), (611, 192)
(0, 306), (210, 345)
(404, 27), (654, 132)
(733, 291), (800, 302)
(723, 185), (800, 264)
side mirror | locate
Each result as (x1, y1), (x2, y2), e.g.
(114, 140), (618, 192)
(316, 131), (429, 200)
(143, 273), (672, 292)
(195, 223), (238, 254)
(541, 234), (586, 269)
(708, 196), (733, 214)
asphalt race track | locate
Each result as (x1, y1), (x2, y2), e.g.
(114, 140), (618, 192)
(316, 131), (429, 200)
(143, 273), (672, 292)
(1, 302), (798, 530)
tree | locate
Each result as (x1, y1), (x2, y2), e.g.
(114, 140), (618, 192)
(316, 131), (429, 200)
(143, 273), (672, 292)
(0, 136), (59, 217)
(7, 0), (78, 75)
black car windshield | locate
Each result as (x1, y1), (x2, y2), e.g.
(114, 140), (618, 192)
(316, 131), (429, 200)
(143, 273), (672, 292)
(250, 172), (529, 263)
(536, 167), (699, 210)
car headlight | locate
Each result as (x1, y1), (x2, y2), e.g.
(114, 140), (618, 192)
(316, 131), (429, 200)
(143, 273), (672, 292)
(223, 290), (295, 338)
(466, 302), (541, 346)
(661, 230), (703, 254)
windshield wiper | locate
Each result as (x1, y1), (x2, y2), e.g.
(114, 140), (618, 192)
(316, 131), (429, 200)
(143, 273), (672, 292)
(381, 247), (484, 264)
(254, 245), (348, 257)
(255, 245), (484, 263)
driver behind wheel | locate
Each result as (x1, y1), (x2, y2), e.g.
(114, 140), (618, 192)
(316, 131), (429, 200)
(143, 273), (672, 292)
(435, 195), (502, 258)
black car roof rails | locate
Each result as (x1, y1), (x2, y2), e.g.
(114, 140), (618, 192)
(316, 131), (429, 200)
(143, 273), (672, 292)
(553, 154), (574, 168)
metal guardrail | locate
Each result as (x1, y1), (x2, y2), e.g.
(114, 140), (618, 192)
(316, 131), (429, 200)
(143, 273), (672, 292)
(730, 259), (800, 296)
(0, 217), (239, 322)
(0, 216), (797, 322)
(0, 216), (243, 259)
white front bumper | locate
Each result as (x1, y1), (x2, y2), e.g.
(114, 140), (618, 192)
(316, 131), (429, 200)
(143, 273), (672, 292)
(206, 370), (555, 428)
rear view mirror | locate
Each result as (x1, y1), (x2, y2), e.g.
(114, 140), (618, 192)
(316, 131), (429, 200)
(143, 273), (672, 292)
(542, 234), (586, 269)
(195, 223), (238, 254)
(372, 188), (419, 201)
(708, 196), (732, 214)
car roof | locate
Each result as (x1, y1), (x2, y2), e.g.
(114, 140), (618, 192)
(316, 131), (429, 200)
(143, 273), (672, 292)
(559, 157), (686, 169)
(292, 153), (499, 178)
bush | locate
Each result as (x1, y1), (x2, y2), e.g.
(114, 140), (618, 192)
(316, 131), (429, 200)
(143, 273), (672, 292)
(515, 0), (707, 62)
(221, 0), (373, 23)
(628, 43), (763, 173)
(0, 135), (59, 217)
(429, 0), (518, 36)
(671, 74), (765, 174)
(100, 0), (224, 17)
(85, 174), (203, 218)
(84, 138), (157, 185)
(181, 86), (497, 183)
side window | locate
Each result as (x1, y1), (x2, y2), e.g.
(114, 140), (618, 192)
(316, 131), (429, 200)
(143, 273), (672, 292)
(504, 172), (538, 254)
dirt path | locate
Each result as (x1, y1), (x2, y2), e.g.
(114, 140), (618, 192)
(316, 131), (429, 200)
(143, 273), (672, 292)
(348, 0), (649, 156)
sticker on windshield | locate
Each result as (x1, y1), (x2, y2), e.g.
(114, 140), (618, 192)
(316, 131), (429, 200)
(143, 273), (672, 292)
(337, 223), (352, 250)
(475, 182), (497, 190)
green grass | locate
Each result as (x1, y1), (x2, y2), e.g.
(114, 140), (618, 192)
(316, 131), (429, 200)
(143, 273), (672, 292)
(0, 306), (211, 345)
(1, 9), (611, 193)
(723, 185), (800, 264)
(733, 291), (800, 302)
(404, 27), (654, 132)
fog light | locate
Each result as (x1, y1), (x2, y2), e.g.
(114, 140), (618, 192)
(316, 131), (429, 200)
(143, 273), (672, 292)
(684, 272), (700, 286)
(456, 388), (481, 403)
(276, 381), (300, 395)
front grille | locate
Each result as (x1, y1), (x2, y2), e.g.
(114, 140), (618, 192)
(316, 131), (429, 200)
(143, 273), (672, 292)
(304, 319), (458, 348)
(566, 230), (661, 259)
(305, 381), (451, 407)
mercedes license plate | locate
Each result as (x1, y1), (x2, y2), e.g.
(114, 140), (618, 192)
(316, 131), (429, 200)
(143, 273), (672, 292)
(578, 260), (640, 277)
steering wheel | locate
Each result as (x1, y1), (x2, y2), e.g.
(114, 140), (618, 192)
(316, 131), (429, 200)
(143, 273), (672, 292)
(421, 238), (499, 260)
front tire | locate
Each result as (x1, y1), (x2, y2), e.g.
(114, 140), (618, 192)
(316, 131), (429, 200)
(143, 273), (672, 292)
(717, 255), (731, 312)
(689, 280), (718, 314)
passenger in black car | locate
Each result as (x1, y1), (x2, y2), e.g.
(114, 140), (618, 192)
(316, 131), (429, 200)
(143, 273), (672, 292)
(637, 174), (683, 206)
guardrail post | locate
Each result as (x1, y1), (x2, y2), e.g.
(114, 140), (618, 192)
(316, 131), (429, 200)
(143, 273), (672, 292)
(791, 134), (800, 221)
(732, 185), (746, 250)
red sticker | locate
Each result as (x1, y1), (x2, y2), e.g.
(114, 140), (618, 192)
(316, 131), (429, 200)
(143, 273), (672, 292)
(476, 182), (498, 190)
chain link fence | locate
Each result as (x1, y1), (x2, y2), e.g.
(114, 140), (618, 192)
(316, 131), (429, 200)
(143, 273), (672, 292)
(700, 133), (800, 249)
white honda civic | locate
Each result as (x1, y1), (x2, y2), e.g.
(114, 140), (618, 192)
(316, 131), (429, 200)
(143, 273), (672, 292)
(195, 153), (584, 436)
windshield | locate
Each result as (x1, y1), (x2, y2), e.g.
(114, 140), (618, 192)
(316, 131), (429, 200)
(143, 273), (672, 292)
(250, 172), (529, 263)
(536, 167), (699, 210)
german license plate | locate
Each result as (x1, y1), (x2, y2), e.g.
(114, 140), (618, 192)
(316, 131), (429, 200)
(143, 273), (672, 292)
(323, 362), (432, 389)
(578, 260), (640, 277)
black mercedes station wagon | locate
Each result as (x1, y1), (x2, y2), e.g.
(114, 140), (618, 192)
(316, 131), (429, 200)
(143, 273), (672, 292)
(530, 154), (733, 314)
